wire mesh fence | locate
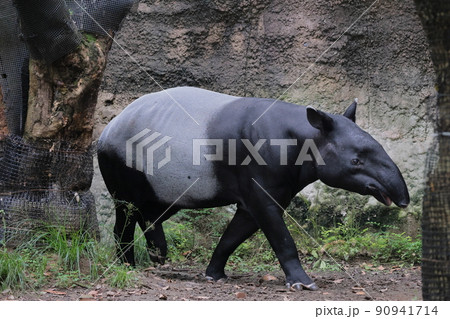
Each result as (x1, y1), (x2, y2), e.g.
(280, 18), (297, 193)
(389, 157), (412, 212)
(422, 133), (450, 300)
(0, 135), (99, 246)
(0, 0), (137, 246)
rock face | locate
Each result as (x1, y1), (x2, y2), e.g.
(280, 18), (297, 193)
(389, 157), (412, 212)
(94, 0), (435, 233)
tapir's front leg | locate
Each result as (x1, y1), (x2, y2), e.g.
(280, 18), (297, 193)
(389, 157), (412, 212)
(247, 189), (318, 291)
(205, 207), (259, 280)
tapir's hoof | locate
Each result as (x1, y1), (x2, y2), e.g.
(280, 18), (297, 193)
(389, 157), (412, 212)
(148, 251), (166, 265)
(205, 274), (228, 283)
(286, 282), (319, 291)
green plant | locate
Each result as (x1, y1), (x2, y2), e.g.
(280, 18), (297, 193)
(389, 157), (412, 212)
(300, 222), (422, 265)
(40, 226), (98, 275)
(285, 195), (311, 223)
(55, 271), (81, 288)
(83, 33), (97, 44)
(107, 264), (137, 288)
(0, 248), (26, 290)
(371, 232), (421, 265)
(20, 247), (48, 287)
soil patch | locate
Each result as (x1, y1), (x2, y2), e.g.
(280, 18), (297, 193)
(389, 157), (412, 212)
(5, 263), (421, 301)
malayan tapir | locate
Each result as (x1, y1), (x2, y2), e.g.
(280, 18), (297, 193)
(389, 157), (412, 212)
(98, 87), (409, 291)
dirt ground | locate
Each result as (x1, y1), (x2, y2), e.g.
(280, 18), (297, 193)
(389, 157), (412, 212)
(3, 262), (422, 301)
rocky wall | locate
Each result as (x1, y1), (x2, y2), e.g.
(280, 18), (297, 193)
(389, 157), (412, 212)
(93, 0), (436, 235)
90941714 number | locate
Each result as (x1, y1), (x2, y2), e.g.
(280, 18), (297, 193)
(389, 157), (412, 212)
(375, 306), (438, 316)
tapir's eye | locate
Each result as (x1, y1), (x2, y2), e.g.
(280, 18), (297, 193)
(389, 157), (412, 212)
(351, 158), (362, 166)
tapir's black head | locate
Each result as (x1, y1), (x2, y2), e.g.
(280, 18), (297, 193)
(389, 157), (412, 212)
(306, 101), (410, 208)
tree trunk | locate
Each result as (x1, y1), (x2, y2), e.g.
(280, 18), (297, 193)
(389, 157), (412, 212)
(24, 36), (112, 150)
(0, 34), (113, 244)
(414, 0), (450, 301)
(0, 86), (8, 139)
(1, 1), (134, 245)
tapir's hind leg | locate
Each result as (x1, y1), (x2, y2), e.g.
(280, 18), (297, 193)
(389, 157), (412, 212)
(136, 206), (177, 265)
(114, 203), (138, 266)
(137, 220), (167, 265)
(205, 206), (259, 280)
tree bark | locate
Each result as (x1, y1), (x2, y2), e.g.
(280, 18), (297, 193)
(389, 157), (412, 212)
(0, 86), (8, 139)
(24, 35), (112, 150)
(1, 34), (113, 243)
(1, 1), (133, 244)
(414, 0), (450, 301)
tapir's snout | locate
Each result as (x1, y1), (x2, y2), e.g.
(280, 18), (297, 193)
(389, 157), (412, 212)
(396, 193), (410, 209)
(399, 203), (409, 209)
(366, 166), (410, 209)
(397, 197), (410, 209)
(387, 168), (410, 209)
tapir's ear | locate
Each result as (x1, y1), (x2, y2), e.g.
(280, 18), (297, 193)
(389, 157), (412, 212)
(343, 98), (357, 122)
(306, 106), (334, 133)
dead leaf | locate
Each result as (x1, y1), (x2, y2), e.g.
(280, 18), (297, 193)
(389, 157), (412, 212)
(262, 274), (277, 282)
(158, 294), (168, 300)
(195, 296), (210, 300)
(332, 279), (344, 284)
(355, 291), (366, 295)
(162, 286), (170, 290)
(44, 289), (66, 295)
(235, 292), (246, 299)
(106, 291), (115, 297)
(88, 290), (99, 296)
(377, 265), (385, 271)
(352, 286), (364, 290)
(79, 294), (95, 301)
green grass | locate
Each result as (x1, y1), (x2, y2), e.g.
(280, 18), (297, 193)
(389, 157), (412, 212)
(0, 205), (422, 291)
(0, 248), (27, 290)
(292, 221), (422, 270)
(107, 264), (137, 289)
(0, 225), (112, 291)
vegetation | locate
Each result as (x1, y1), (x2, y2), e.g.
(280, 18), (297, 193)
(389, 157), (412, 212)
(0, 198), (421, 291)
